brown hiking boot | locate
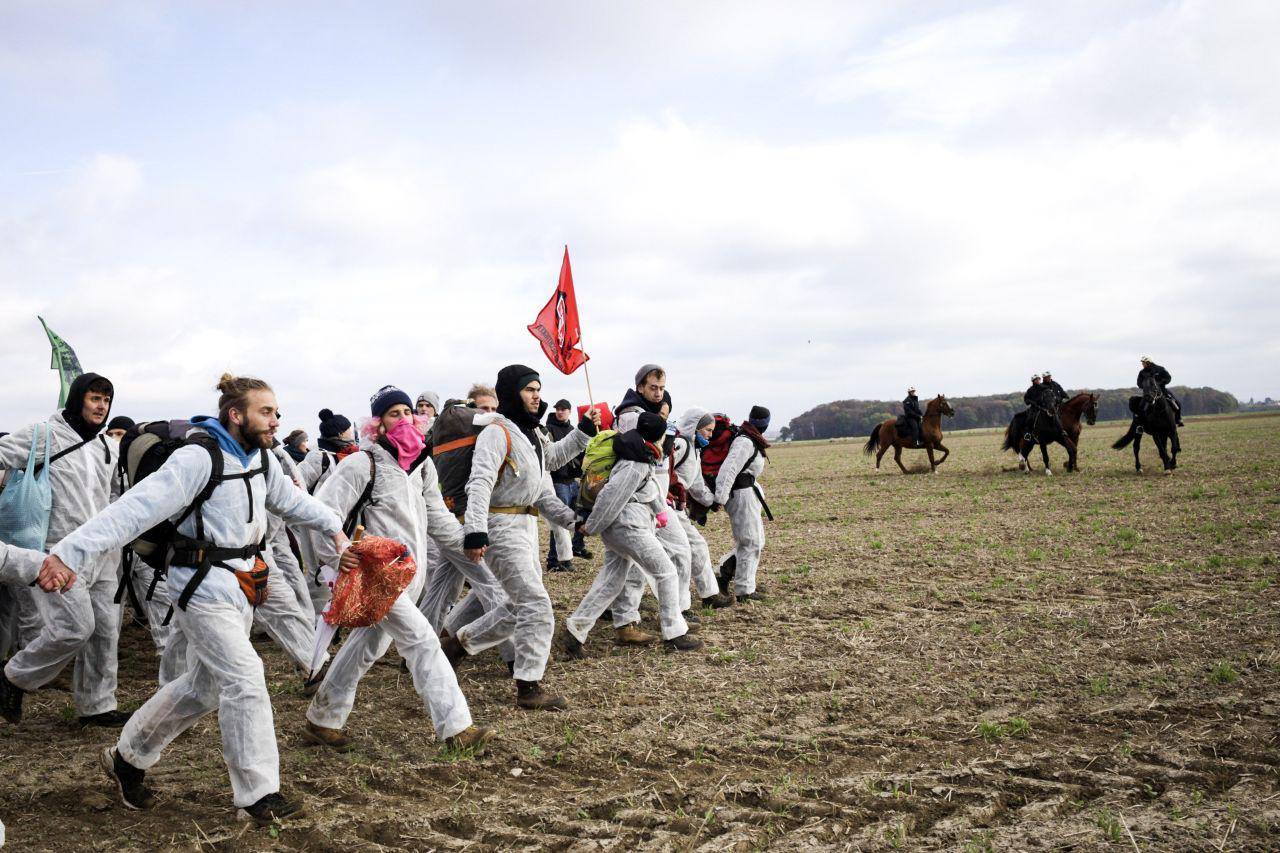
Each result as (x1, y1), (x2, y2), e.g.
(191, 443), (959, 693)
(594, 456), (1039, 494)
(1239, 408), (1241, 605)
(559, 628), (586, 660)
(614, 623), (658, 646)
(515, 680), (568, 711)
(302, 720), (354, 752)
(664, 633), (705, 652)
(701, 592), (735, 609)
(445, 725), (494, 753)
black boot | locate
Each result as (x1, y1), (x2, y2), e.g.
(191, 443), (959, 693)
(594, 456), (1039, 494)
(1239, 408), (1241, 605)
(238, 792), (305, 824)
(0, 667), (24, 725)
(701, 592), (735, 609)
(79, 709), (134, 728)
(559, 628), (586, 660)
(100, 747), (156, 810)
(440, 633), (467, 669)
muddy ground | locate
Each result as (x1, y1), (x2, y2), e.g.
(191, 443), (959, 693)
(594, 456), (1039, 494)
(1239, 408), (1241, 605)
(2, 413), (1278, 851)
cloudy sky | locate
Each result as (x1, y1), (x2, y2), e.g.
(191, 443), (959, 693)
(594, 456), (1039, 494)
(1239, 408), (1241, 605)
(2, 0), (1277, 437)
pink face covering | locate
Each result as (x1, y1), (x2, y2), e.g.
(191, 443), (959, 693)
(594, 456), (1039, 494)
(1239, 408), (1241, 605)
(384, 418), (425, 471)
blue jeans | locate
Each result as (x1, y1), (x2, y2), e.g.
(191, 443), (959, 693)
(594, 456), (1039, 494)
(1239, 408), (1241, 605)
(547, 481), (583, 563)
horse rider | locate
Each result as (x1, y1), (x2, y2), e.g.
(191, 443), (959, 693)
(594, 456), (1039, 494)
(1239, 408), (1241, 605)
(1022, 374), (1053, 439)
(902, 387), (924, 447)
(1041, 371), (1068, 407)
(1136, 356), (1184, 427)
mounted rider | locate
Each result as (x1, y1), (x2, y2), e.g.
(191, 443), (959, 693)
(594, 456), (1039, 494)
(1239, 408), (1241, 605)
(1136, 356), (1184, 428)
(1022, 374), (1060, 440)
(901, 387), (923, 447)
(1041, 371), (1068, 407)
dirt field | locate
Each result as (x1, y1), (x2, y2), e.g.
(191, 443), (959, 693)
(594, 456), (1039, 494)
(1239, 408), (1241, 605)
(3, 412), (1278, 851)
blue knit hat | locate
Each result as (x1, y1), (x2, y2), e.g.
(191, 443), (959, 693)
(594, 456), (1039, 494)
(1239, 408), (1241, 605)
(369, 385), (413, 417)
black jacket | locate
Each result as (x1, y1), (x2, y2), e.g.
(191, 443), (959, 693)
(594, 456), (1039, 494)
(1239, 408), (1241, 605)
(902, 395), (922, 419)
(545, 413), (582, 483)
(1043, 380), (1068, 404)
(1137, 363), (1172, 391)
(1024, 384), (1050, 408)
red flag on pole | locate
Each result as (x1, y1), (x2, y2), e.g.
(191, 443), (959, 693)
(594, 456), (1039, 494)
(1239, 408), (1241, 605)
(528, 246), (590, 375)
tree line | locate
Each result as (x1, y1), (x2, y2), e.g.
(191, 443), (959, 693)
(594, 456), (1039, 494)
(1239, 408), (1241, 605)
(779, 386), (1238, 441)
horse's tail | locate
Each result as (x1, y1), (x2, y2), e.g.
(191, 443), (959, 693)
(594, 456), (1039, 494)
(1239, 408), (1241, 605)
(1112, 422), (1136, 449)
(863, 424), (881, 455)
(1001, 415), (1019, 451)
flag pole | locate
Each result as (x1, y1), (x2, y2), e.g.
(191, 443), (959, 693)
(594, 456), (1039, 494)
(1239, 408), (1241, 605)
(568, 244), (595, 407)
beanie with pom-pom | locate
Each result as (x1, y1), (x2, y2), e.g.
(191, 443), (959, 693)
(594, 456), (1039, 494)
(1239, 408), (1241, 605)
(318, 408), (352, 438)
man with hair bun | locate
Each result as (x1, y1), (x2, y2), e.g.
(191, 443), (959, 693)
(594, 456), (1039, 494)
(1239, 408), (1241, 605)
(38, 373), (352, 824)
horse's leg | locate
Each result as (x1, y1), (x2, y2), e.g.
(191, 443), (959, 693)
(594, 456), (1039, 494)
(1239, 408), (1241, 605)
(875, 439), (888, 469)
(1039, 441), (1052, 476)
(893, 444), (908, 475)
(936, 442), (950, 465)
(1133, 431), (1143, 473)
(1017, 436), (1030, 473)
(926, 445), (937, 473)
(1062, 435), (1078, 474)
(1157, 433), (1172, 474)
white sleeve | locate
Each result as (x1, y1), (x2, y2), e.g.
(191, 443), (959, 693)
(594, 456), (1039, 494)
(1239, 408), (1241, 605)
(533, 474), (578, 529)
(309, 452), (371, 568)
(51, 446), (212, 573)
(584, 461), (645, 535)
(463, 425), (506, 537)
(419, 460), (465, 551)
(264, 455), (342, 537)
(0, 422), (37, 470)
(0, 542), (41, 586)
(543, 427), (589, 473)
(714, 436), (753, 505)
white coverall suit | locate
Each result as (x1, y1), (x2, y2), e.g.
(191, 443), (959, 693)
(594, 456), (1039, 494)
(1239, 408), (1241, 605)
(306, 445), (472, 740)
(669, 411), (721, 600)
(456, 413), (587, 682)
(296, 447), (343, 613)
(1, 413), (123, 717)
(607, 407), (696, 623)
(566, 457), (689, 643)
(51, 431), (342, 808)
(714, 433), (769, 596)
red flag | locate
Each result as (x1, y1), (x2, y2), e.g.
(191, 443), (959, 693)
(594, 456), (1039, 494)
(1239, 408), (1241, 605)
(528, 246), (590, 374)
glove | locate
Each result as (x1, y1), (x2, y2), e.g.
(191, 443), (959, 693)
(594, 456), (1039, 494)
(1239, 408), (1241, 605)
(655, 511), (669, 529)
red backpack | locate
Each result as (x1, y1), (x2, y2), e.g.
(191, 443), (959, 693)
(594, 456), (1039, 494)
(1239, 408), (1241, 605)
(699, 414), (737, 490)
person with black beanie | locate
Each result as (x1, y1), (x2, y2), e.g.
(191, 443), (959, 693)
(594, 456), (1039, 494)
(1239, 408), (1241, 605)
(0, 372), (132, 728)
(443, 364), (601, 712)
(712, 406), (772, 601)
(560, 411), (703, 656)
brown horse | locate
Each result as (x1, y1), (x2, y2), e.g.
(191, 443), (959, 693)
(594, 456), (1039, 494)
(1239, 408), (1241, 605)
(863, 394), (955, 474)
(1002, 392), (1098, 474)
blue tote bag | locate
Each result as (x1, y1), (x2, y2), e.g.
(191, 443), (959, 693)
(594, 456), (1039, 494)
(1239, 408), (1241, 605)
(0, 424), (54, 550)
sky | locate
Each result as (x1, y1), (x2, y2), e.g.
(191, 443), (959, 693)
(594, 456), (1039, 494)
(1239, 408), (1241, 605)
(2, 0), (1277, 438)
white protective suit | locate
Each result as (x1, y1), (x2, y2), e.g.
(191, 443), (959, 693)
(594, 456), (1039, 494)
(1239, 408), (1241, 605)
(670, 408), (721, 599)
(306, 444), (472, 740)
(714, 432), (769, 596)
(565, 457), (689, 643)
(296, 446), (344, 613)
(607, 406), (696, 621)
(457, 412), (587, 682)
(0, 542), (42, 586)
(0, 413), (122, 716)
(50, 429), (342, 808)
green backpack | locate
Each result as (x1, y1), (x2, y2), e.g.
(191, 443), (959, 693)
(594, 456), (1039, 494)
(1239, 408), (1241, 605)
(578, 430), (619, 509)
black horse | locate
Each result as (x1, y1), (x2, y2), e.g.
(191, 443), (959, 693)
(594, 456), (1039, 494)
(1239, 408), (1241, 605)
(1002, 393), (1095, 474)
(1112, 390), (1180, 474)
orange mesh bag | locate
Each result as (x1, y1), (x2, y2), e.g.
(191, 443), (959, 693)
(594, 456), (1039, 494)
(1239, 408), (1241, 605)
(324, 536), (417, 628)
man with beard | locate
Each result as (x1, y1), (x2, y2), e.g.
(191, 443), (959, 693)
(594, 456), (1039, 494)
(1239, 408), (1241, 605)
(447, 365), (600, 711)
(0, 373), (128, 728)
(36, 374), (351, 823)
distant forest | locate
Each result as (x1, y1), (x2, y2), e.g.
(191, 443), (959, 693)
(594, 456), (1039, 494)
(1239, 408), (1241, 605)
(779, 386), (1238, 441)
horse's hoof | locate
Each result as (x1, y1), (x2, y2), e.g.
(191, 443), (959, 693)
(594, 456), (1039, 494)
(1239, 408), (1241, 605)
(1044, 469), (1053, 477)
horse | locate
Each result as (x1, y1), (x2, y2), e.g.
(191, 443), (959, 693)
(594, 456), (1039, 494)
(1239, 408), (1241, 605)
(863, 394), (955, 474)
(1002, 392), (1098, 475)
(1112, 389), (1180, 474)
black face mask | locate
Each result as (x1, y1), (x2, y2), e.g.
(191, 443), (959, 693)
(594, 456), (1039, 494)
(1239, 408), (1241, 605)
(62, 372), (113, 442)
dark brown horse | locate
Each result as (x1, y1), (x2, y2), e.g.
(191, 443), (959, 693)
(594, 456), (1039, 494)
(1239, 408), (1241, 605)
(863, 394), (955, 474)
(1002, 392), (1098, 474)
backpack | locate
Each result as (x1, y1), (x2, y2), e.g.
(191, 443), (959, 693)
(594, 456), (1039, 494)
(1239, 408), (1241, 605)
(699, 414), (737, 490)
(578, 430), (620, 510)
(429, 406), (513, 514)
(118, 420), (272, 616)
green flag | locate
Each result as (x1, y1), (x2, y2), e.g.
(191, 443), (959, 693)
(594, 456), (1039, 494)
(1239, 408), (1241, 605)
(37, 316), (83, 408)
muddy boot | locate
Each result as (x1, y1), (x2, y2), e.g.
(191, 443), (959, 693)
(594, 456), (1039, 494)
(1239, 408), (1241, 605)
(100, 746), (156, 810)
(717, 555), (738, 595)
(445, 725), (494, 754)
(440, 632), (467, 669)
(680, 611), (702, 633)
(0, 667), (24, 725)
(559, 628), (586, 660)
(664, 633), (704, 652)
(302, 720), (354, 752)
(614, 623), (658, 646)
(701, 592), (735, 609)
(79, 709), (134, 728)
(302, 663), (328, 698)
(515, 680), (568, 712)
(597, 608), (612, 622)
(238, 792), (305, 825)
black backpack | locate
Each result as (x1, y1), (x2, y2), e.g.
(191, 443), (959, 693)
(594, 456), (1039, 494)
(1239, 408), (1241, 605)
(429, 406), (513, 515)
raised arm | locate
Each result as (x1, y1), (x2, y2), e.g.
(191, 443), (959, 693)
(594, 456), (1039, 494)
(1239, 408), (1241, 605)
(264, 454), (342, 536)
